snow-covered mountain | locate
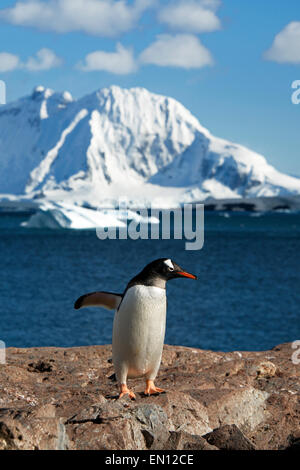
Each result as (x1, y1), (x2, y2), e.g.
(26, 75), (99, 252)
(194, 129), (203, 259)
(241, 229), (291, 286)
(1, 84), (300, 210)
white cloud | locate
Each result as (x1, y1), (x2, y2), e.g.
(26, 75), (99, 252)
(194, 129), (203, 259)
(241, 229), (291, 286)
(25, 48), (62, 71)
(158, 0), (221, 33)
(139, 34), (214, 68)
(78, 43), (137, 74)
(0, 52), (20, 72)
(0, 0), (152, 37)
(0, 49), (62, 72)
(264, 22), (300, 64)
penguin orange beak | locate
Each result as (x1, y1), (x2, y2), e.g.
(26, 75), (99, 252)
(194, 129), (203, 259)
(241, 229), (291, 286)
(176, 271), (197, 280)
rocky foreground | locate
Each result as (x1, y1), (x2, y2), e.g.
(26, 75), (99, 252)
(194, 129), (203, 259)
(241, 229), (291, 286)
(0, 343), (299, 450)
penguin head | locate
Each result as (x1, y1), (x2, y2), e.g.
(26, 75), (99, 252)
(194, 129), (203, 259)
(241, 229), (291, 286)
(140, 258), (197, 282)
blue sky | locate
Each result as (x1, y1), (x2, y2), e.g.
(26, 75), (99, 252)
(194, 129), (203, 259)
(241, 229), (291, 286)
(0, 0), (300, 176)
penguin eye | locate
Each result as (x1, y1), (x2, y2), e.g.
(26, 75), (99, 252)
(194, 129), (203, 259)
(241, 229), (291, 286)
(168, 267), (174, 272)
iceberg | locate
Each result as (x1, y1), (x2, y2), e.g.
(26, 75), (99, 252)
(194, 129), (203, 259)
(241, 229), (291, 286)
(22, 202), (159, 230)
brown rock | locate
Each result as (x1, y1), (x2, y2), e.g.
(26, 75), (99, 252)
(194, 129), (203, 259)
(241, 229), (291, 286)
(0, 409), (67, 450)
(166, 431), (219, 450)
(0, 342), (298, 450)
(188, 386), (269, 431)
(203, 424), (257, 450)
(141, 391), (211, 436)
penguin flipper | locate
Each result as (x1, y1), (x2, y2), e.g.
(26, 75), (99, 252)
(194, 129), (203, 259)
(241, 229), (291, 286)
(74, 291), (122, 310)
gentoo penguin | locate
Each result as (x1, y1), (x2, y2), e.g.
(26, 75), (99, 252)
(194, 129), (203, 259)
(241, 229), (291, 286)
(74, 258), (197, 399)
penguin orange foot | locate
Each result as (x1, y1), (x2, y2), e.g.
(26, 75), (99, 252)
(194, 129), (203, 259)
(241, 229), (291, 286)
(119, 384), (136, 400)
(144, 380), (165, 396)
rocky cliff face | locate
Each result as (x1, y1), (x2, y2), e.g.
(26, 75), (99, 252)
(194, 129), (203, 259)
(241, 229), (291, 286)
(0, 343), (299, 450)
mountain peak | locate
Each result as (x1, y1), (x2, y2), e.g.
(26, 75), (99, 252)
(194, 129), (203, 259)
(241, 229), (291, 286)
(0, 85), (299, 206)
(31, 85), (73, 104)
(31, 85), (53, 100)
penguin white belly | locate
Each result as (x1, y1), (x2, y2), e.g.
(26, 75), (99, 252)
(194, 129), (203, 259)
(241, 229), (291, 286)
(112, 285), (167, 381)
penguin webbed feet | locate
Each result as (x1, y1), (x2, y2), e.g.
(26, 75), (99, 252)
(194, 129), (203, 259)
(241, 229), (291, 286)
(118, 384), (136, 400)
(117, 381), (166, 400)
(144, 380), (165, 396)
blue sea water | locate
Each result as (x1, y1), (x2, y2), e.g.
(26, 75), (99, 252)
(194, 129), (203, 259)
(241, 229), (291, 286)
(0, 211), (299, 351)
